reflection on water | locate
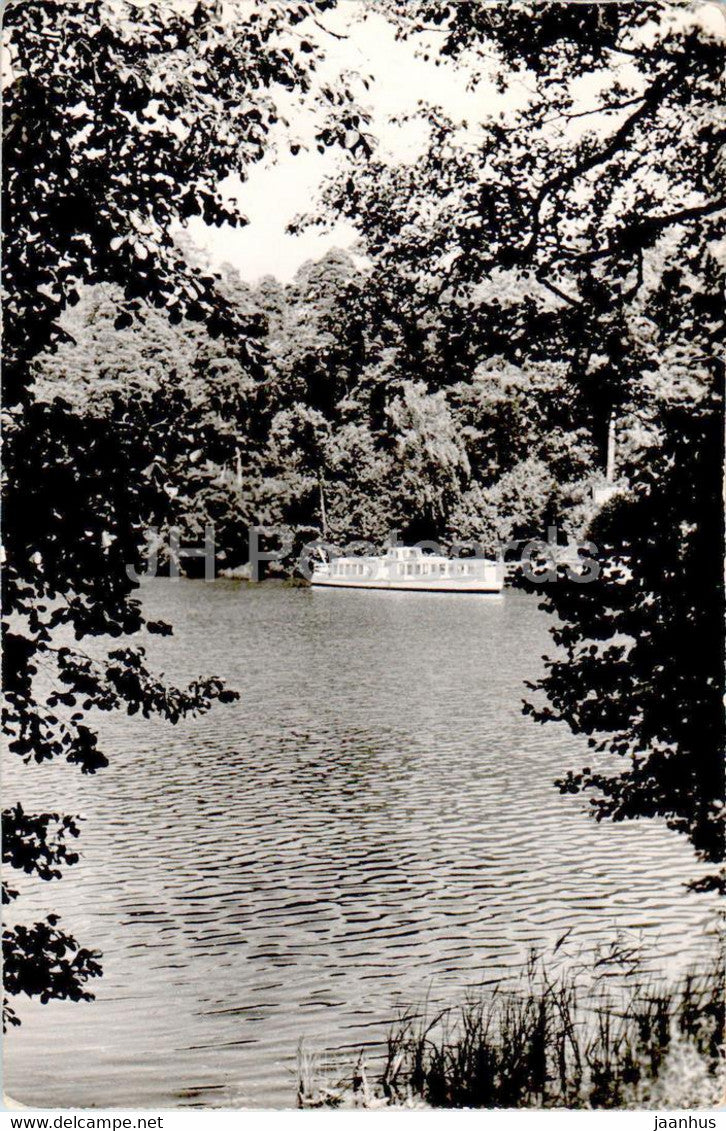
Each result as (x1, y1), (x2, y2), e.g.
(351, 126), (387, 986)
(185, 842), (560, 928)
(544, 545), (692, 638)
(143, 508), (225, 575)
(3, 582), (717, 1107)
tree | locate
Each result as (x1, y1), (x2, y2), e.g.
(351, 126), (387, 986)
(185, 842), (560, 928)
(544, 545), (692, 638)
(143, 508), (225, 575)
(2, 0), (356, 1026)
(448, 457), (557, 554)
(384, 380), (470, 538)
(265, 249), (368, 417)
(266, 403), (333, 531)
(30, 282), (198, 409)
(330, 2), (723, 448)
(323, 2), (724, 866)
(527, 384), (724, 887)
(324, 421), (395, 543)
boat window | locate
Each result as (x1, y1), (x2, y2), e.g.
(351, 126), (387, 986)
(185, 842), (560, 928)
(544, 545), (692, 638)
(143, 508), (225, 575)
(406, 563), (413, 575)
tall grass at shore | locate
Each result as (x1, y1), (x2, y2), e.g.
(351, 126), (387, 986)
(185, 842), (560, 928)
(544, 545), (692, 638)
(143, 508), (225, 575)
(298, 945), (724, 1109)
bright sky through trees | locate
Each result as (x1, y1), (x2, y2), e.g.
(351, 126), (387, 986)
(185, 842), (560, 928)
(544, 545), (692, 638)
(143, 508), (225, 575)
(187, 6), (529, 280)
(187, 1), (725, 282)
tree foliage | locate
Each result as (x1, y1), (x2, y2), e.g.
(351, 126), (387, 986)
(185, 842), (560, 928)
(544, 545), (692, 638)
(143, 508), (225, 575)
(529, 387), (724, 884)
(4, 0), (723, 1033)
(321, 2), (724, 869)
(2, 0), (356, 1026)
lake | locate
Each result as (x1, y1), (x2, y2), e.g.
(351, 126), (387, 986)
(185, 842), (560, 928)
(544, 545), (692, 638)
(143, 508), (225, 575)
(3, 581), (717, 1108)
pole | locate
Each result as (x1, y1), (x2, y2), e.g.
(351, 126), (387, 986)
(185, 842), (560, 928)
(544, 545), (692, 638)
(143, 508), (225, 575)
(319, 475), (328, 539)
(606, 414), (616, 484)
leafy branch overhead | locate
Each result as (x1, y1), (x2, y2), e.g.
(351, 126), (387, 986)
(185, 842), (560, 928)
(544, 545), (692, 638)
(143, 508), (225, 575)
(2, 0), (358, 1028)
(322, 1), (724, 875)
(3, 0), (365, 401)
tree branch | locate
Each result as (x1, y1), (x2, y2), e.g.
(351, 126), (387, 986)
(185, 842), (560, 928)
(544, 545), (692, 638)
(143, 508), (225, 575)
(540, 94), (646, 129)
(524, 65), (687, 256)
(312, 16), (348, 41)
(535, 271), (583, 308)
(561, 198), (726, 265)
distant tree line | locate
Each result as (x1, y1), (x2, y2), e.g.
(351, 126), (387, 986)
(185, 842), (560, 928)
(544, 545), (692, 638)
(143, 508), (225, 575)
(32, 245), (606, 570)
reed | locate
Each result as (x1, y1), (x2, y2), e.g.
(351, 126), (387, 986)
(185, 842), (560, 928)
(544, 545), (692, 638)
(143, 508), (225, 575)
(298, 947), (724, 1109)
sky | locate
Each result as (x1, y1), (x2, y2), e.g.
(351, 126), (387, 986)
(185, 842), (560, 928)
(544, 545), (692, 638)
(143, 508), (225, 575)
(185, 0), (726, 286)
(185, 7), (530, 283)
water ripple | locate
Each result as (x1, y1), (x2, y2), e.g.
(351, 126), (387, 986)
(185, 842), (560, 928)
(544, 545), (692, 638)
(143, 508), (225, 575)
(4, 582), (718, 1108)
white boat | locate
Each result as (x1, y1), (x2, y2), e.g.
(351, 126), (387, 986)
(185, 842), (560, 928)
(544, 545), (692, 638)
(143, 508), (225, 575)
(310, 545), (504, 593)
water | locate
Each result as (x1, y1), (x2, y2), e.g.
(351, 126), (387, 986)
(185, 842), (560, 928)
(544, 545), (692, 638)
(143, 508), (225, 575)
(3, 582), (717, 1108)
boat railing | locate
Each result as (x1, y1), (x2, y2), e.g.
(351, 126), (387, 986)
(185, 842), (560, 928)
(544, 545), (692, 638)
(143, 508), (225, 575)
(314, 554), (501, 581)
